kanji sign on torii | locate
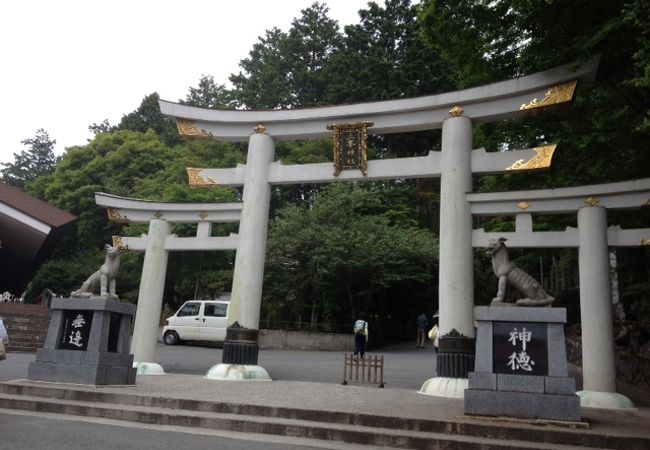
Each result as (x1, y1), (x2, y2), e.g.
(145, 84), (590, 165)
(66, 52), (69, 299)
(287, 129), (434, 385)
(158, 57), (600, 387)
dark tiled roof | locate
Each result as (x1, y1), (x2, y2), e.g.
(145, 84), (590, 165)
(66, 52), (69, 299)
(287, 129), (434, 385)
(0, 182), (76, 229)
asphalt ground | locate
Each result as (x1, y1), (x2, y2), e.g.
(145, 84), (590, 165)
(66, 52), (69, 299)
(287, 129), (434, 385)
(1, 340), (649, 404)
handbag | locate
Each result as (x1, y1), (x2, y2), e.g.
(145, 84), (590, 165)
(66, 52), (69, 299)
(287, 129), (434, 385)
(428, 325), (439, 341)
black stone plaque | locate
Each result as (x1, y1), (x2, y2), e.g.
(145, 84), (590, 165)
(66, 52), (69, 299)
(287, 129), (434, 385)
(339, 129), (361, 170)
(328, 122), (372, 176)
(493, 321), (548, 376)
(58, 310), (93, 351)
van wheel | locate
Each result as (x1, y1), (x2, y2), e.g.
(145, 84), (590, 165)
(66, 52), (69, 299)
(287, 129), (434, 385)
(164, 331), (180, 345)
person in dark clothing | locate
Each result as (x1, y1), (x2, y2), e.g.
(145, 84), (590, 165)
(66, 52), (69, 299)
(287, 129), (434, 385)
(416, 313), (428, 348)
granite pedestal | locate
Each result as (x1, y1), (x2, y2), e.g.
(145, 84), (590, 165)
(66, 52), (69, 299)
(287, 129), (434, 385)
(464, 306), (580, 422)
(28, 297), (136, 385)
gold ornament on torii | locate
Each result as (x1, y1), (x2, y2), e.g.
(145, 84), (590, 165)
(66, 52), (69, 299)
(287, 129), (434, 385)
(107, 209), (130, 223)
(187, 168), (219, 187)
(506, 144), (557, 171)
(112, 236), (129, 250)
(520, 80), (577, 111)
(176, 119), (214, 140)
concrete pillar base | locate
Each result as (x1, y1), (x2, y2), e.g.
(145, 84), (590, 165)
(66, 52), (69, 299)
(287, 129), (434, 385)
(577, 390), (635, 409)
(205, 363), (271, 381)
(134, 362), (165, 375)
(418, 376), (468, 398)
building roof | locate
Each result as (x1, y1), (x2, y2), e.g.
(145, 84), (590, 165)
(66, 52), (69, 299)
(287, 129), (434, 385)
(0, 183), (76, 295)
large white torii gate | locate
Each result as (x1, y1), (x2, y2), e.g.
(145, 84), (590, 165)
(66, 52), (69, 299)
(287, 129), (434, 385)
(468, 178), (650, 408)
(95, 193), (241, 374)
(158, 57), (600, 391)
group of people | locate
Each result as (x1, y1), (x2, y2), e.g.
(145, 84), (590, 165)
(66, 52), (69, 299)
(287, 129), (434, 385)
(351, 311), (439, 359)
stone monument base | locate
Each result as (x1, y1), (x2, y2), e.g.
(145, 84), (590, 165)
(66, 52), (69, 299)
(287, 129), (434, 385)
(465, 374), (580, 421)
(464, 306), (580, 422)
(29, 349), (136, 385)
(28, 297), (136, 385)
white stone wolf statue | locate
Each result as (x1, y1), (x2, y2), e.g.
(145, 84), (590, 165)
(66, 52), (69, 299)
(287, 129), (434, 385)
(486, 237), (554, 307)
(71, 244), (120, 299)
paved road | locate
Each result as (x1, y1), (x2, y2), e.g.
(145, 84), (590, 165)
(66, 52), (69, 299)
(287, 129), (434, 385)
(158, 341), (438, 388)
(0, 341), (439, 389)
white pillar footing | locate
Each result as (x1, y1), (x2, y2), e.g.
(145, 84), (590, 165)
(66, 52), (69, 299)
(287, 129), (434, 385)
(204, 363), (272, 381)
(577, 390), (635, 409)
(134, 362), (166, 375)
(418, 377), (468, 398)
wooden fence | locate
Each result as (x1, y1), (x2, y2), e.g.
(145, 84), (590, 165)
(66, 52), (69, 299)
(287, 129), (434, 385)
(342, 353), (385, 388)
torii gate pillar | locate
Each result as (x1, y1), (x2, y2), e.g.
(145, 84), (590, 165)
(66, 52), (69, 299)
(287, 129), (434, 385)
(577, 205), (634, 408)
(131, 219), (171, 374)
(420, 111), (475, 397)
(207, 131), (274, 380)
(228, 131), (275, 330)
(439, 114), (475, 337)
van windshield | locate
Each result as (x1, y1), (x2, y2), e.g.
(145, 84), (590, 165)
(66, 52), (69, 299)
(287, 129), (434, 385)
(177, 302), (201, 317)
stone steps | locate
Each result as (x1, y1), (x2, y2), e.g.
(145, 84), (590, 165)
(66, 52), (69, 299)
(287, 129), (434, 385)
(0, 383), (646, 449)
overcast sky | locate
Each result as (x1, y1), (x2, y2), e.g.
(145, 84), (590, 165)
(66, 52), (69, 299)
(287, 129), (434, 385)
(0, 0), (373, 166)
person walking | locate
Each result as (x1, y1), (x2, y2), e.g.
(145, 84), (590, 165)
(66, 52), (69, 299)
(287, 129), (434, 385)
(353, 313), (369, 358)
(416, 312), (428, 348)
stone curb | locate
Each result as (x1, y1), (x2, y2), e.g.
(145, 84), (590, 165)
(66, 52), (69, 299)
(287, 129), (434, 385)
(1, 382), (649, 449)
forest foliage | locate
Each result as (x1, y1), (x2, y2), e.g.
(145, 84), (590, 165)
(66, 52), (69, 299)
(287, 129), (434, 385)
(2, 0), (648, 339)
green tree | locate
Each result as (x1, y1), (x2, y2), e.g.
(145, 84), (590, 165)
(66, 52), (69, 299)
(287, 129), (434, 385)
(181, 75), (235, 109)
(117, 93), (184, 148)
(25, 128), (245, 304)
(231, 2), (342, 108)
(88, 119), (116, 136)
(1, 129), (58, 189)
(328, 0), (457, 104)
(28, 130), (178, 253)
(264, 182), (437, 335)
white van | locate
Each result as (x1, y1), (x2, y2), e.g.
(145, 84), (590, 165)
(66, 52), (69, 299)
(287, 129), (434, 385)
(162, 299), (229, 345)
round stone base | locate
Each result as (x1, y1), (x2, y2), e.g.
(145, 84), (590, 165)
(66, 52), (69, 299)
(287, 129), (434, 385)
(418, 376), (468, 398)
(133, 362), (166, 375)
(577, 390), (635, 409)
(204, 363), (271, 381)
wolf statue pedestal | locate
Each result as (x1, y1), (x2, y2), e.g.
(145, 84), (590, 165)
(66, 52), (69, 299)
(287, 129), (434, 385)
(464, 306), (580, 422)
(28, 297), (136, 385)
